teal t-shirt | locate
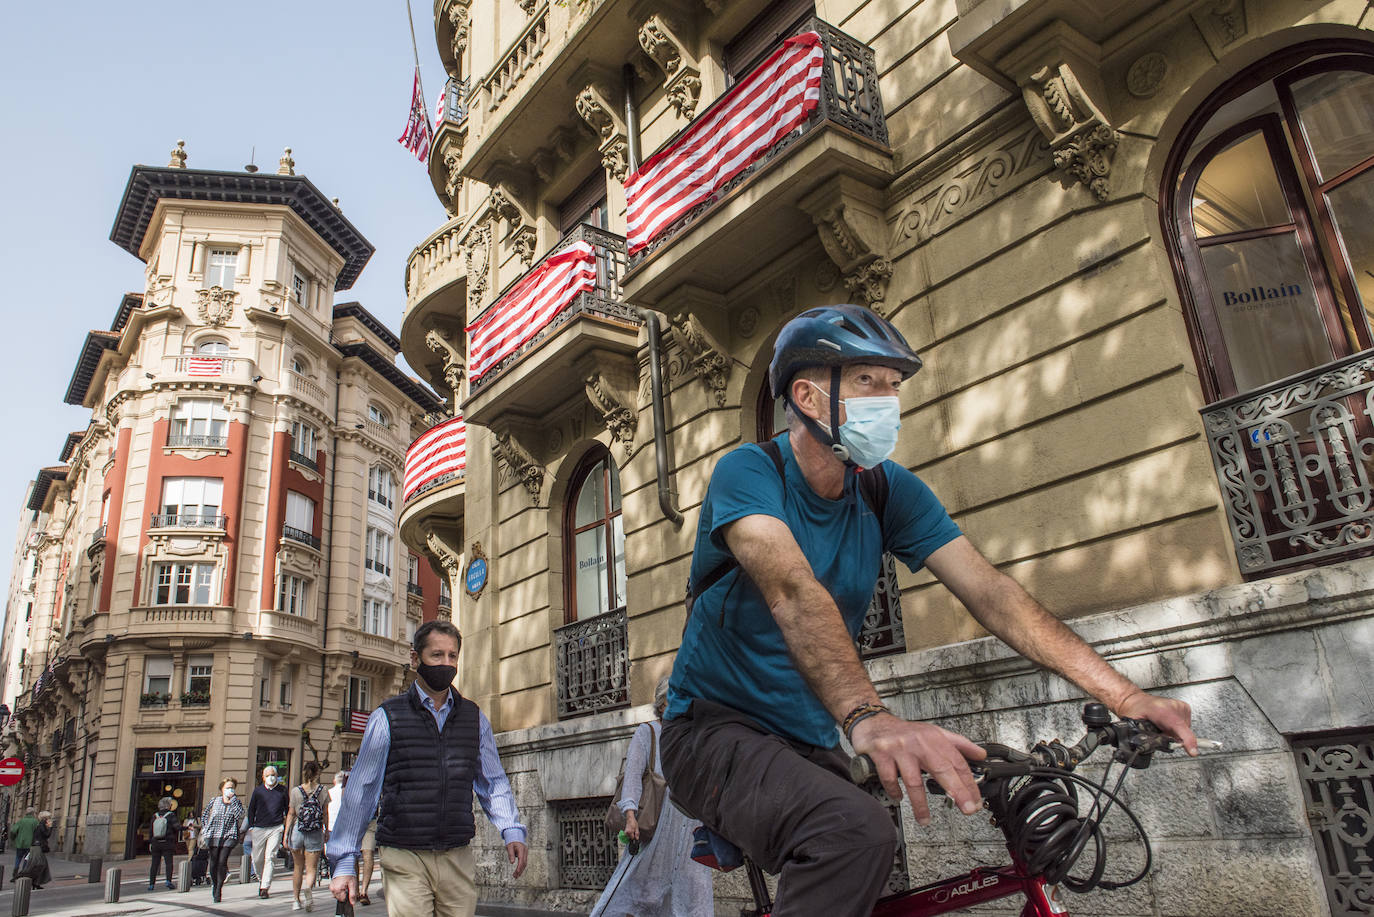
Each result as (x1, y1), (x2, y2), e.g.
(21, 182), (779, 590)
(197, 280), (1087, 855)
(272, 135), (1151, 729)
(666, 433), (962, 747)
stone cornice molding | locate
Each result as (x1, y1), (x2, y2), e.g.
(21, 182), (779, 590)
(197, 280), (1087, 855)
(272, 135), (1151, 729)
(799, 176), (893, 313)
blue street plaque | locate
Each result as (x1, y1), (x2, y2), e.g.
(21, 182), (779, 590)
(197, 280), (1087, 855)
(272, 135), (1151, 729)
(465, 556), (488, 597)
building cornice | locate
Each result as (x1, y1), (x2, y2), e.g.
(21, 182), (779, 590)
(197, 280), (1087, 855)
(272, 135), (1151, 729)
(63, 331), (120, 407)
(334, 341), (444, 413)
(333, 302), (402, 353)
(27, 467), (69, 512)
(109, 166), (375, 290)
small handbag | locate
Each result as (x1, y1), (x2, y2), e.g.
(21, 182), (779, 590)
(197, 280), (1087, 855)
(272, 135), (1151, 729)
(605, 723), (667, 845)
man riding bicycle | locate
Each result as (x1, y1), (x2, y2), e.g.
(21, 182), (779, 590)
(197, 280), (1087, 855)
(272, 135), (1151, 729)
(660, 304), (1198, 917)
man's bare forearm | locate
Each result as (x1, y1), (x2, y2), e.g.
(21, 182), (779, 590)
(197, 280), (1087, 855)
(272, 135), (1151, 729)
(769, 577), (881, 721)
(967, 574), (1140, 711)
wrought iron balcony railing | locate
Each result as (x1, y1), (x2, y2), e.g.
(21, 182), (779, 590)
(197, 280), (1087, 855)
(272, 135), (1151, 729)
(1201, 350), (1374, 577)
(289, 449), (319, 471)
(150, 513), (227, 529)
(407, 582), (424, 598)
(90, 525), (107, 547)
(283, 525), (321, 549)
(469, 224), (634, 394)
(167, 432), (228, 449)
(627, 18), (888, 268)
(439, 76), (469, 126)
(554, 607), (629, 720)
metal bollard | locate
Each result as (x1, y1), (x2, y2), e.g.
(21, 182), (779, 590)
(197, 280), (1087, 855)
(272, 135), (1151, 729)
(88, 857), (102, 883)
(239, 853), (251, 885)
(103, 866), (121, 903)
(0, 863), (5, 889)
(178, 858), (191, 892)
(10, 877), (30, 916)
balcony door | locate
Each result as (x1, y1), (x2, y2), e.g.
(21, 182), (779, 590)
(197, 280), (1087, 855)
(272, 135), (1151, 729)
(565, 448), (626, 622)
(1169, 49), (1374, 399)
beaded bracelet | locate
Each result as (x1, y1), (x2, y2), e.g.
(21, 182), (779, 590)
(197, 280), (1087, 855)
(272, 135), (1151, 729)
(841, 702), (889, 743)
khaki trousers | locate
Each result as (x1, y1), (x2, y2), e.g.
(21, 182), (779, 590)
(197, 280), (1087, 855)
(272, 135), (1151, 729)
(378, 845), (477, 917)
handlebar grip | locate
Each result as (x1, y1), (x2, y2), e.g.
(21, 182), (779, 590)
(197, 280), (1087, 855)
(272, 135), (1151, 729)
(849, 753), (877, 786)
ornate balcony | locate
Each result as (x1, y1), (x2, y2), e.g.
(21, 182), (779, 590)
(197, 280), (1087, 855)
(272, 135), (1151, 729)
(462, 224), (637, 428)
(399, 414), (466, 559)
(150, 513), (228, 531)
(621, 20), (893, 308)
(401, 215), (469, 402)
(283, 525), (321, 550)
(166, 432), (228, 449)
(1201, 350), (1374, 578)
(554, 607), (629, 720)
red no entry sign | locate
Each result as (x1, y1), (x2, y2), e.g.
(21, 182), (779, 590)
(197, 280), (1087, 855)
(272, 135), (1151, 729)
(0, 758), (25, 787)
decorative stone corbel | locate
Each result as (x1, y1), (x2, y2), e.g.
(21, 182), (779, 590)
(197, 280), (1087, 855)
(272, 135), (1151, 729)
(447, 0), (470, 59)
(669, 312), (731, 407)
(512, 226), (538, 267)
(424, 328), (466, 398)
(638, 13), (702, 119)
(442, 142), (464, 215)
(487, 172), (538, 264)
(798, 176), (894, 314)
(517, 0), (535, 14)
(145, 277), (175, 308)
(492, 427), (545, 504)
(1192, 0), (1248, 57)
(580, 357), (639, 456)
(575, 76), (630, 182)
(1022, 62), (1118, 202)
(422, 524), (464, 621)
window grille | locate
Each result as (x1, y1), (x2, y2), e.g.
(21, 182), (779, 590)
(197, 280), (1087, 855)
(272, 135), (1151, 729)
(554, 797), (618, 889)
(1294, 733), (1374, 917)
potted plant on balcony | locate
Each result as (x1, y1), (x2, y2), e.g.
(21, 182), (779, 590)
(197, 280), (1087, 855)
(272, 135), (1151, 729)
(180, 688), (212, 707)
(139, 692), (171, 707)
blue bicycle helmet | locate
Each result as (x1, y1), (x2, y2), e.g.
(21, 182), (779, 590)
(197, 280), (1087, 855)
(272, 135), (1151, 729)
(768, 305), (923, 465)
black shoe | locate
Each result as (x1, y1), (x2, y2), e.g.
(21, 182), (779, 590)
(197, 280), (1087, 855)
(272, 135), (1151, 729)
(166, 882), (175, 889)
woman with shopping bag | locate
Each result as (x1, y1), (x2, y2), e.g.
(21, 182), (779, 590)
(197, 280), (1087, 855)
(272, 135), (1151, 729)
(15, 811), (53, 889)
(590, 678), (713, 917)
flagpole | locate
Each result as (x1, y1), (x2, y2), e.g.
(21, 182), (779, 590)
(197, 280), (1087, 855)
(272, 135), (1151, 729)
(405, 0), (429, 117)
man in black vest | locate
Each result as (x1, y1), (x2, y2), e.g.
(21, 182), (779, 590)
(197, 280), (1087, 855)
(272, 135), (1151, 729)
(327, 621), (528, 916)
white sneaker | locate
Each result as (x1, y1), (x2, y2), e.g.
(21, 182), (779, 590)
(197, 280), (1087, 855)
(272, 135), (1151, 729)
(292, 900), (302, 911)
(305, 889), (314, 912)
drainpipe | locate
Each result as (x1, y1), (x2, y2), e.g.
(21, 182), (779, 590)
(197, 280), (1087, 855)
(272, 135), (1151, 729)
(308, 370), (341, 770)
(635, 309), (682, 526)
(623, 64), (641, 173)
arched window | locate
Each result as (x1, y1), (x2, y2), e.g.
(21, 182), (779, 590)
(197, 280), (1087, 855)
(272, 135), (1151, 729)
(368, 404), (390, 426)
(1167, 46), (1374, 399)
(756, 376), (786, 442)
(564, 448), (626, 622)
(196, 339), (230, 357)
(291, 354), (310, 375)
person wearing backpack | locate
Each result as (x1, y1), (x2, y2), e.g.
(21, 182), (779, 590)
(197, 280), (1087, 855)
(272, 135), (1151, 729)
(147, 797), (182, 891)
(659, 305), (1198, 917)
(286, 760), (327, 911)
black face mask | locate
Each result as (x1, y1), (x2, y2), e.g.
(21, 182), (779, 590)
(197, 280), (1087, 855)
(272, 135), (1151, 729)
(417, 662), (457, 693)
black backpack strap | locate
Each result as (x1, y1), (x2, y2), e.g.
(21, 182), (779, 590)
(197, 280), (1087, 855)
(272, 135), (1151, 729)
(685, 442), (786, 607)
(856, 463), (889, 535)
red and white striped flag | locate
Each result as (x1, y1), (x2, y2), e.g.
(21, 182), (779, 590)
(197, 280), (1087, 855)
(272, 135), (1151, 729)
(626, 32), (824, 255)
(465, 241), (598, 381)
(349, 709), (370, 733)
(435, 87), (447, 125)
(186, 357), (223, 377)
(404, 415), (467, 501)
(398, 67), (433, 162)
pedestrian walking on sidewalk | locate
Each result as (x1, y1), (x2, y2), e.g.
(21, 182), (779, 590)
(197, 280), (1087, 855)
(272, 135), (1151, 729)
(8, 806), (38, 872)
(248, 764), (289, 899)
(147, 797), (182, 890)
(287, 760), (327, 912)
(15, 812), (53, 889)
(201, 777), (247, 904)
(327, 620), (529, 917)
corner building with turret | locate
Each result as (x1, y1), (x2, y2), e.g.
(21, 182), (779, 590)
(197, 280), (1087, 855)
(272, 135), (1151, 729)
(6, 148), (449, 859)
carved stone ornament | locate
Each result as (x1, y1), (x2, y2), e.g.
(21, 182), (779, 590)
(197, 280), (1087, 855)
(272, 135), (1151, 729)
(448, 1), (470, 57)
(602, 138), (630, 182)
(667, 73), (703, 119)
(168, 139), (187, 168)
(576, 82), (630, 182)
(195, 286), (240, 326)
(277, 147), (295, 176)
(1022, 63), (1119, 202)
(800, 178), (894, 311)
(637, 14), (702, 120)
(492, 430), (545, 504)
(424, 328), (466, 397)
(575, 86), (617, 141)
(585, 371), (638, 455)
(1126, 52), (1169, 99)
(638, 16), (682, 76)
(465, 222), (491, 310)
(513, 226), (538, 267)
(443, 145), (464, 212)
(1192, 0), (1247, 56)
(669, 312), (731, 407)
(146, 277), (175, 308)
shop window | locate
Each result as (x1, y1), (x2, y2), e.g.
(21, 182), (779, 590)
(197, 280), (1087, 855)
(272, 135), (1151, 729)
(1167, 48), (1374, 399)
(564, 448), (626, 622)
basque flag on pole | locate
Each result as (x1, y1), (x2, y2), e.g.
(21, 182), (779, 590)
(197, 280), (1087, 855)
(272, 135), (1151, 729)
(398, 67), (433, 163)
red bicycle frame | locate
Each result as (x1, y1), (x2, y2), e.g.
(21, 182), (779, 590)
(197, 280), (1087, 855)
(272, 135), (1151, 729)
(872, 858), (1069, 917)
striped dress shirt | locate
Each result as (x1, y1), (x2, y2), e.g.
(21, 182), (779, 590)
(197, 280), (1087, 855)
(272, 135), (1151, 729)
(325, 683), (526, 877)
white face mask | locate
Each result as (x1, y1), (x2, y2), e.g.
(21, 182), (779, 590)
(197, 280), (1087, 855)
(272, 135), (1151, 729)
(804, 381), (902, 469)
(264, 775), (277, 788)
(223, 787), (236, 799)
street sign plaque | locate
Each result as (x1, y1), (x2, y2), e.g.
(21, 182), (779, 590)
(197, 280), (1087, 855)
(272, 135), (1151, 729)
(0, 757), (25, 786)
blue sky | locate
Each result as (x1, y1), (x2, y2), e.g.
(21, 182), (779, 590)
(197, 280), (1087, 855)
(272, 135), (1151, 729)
(0, 2), (451, 599)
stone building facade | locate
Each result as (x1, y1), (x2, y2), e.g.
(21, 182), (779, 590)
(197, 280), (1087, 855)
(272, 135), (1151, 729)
(7, 148), (447, 858)
(397, 1), (1374, 913)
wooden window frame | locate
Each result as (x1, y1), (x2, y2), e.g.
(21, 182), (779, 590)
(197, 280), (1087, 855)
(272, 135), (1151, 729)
(562, 446), (624, 624)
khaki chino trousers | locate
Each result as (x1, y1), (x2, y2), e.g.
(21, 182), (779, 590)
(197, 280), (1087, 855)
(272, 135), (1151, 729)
(378, 844), (477, 917)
